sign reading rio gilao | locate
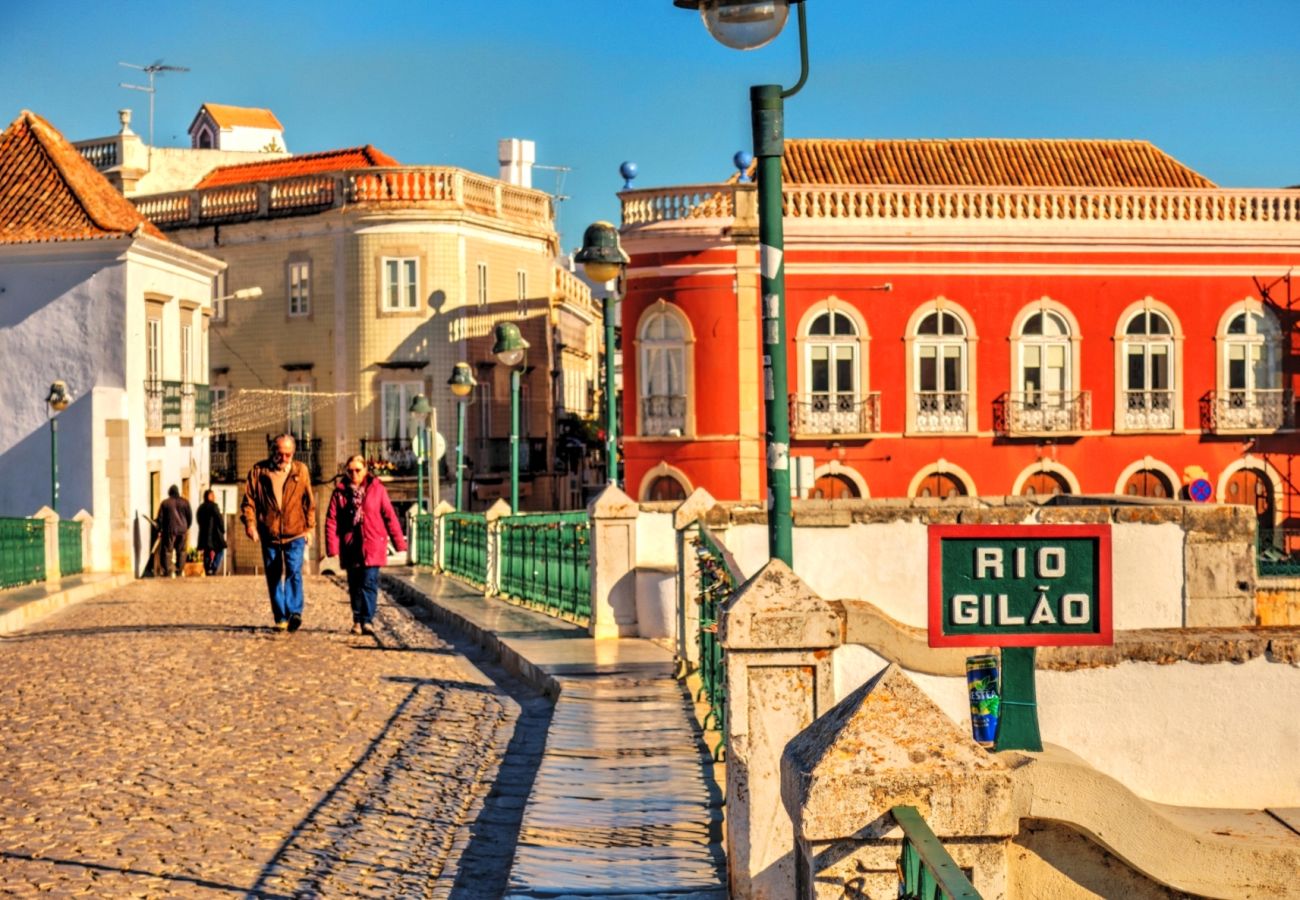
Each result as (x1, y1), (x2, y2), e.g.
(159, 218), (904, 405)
(928, 525), (1112, 648)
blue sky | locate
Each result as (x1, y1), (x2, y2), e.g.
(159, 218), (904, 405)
(2, 0), (1298, 249)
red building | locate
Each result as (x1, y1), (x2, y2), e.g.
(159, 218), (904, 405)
(617, 139), (1299, 537)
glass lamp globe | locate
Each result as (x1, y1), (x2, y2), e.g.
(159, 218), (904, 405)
(700, 0), (790, 50)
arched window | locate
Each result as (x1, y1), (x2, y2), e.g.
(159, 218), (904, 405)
(646, 475), (687, 502)
(799, 310), (865, 433)
(810, 473), (860, 499)
(1121, 309), (1175, 430)
(638, 308), (687, 436)
(913, 309), (969, 432)
(1123, 468), (1173, 498)
(1015, 310), (1080, 432)
(1217, 309), (1283, 430)
(915, 472), (967, 499)
(1020, 471), (1070, 497)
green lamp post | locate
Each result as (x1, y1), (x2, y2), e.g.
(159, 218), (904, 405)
(674, 0), (808, 567)
(408, 393), (432, 512)
(575, 220), (629, 487)
(46, 380), (72, 515)
(448, 362), (477, 510)
(492, 322), (530, 513)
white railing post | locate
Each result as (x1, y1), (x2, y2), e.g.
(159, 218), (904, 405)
(73, 509), (93, 573)
(32, 506), (60, 582)
(431, 500), (453, 572)
(587, 485), (639, 639)
(484, 498), (512, 597)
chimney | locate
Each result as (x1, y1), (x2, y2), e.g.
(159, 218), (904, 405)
(498, 138), (535, 188)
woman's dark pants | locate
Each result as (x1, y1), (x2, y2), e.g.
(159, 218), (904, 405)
(346, 566), (381, 624)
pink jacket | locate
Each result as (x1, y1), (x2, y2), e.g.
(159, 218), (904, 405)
(324, 476), (407, 568)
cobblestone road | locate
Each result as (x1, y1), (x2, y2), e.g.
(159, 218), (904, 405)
(0, 575), (535, 898)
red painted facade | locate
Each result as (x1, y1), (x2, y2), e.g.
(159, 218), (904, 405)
(617, 143), (1300, 536)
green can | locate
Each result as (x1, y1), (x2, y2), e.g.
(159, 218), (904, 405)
(966, 654), (1000, 748)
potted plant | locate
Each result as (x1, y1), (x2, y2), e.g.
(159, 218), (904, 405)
(182, 547), (205, 578)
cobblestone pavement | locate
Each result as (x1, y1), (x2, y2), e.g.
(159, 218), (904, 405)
(0, 575), (540, 898)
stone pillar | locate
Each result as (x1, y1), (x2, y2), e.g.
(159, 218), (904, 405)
(405, 506), (419, 566)
(72, 509), (93, 574)
(32, 506), (60, 582)
(721, 560), (844, 899)
(674, 488), (718, 668)
(431, 500), (454, 572)
(484, 499), (512, 597)
(587, 484), (639, 639)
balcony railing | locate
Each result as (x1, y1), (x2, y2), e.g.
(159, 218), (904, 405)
(1203, 389), (1291, 433)
(996, 391), (1091, 435)
(134, 166), (553, 231)
(210, 436), (238, 483)
(145, 381), (182, 433)
(361, 437), (419, 477)
(265, 436), (323, 482)
(1123, 389), (1175, 430)
(789, 392), (881, 435)
(621, 181), (1300, 231)
(915, 391), (969, 433)
(194, 384), (211, 430)
(641, 394), (686, 437)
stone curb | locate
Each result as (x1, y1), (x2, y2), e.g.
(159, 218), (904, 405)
(0, 573), (134, 634)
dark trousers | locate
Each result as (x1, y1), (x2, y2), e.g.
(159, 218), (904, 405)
(159, 533), (186, 576)
(346, 566), (380, 624)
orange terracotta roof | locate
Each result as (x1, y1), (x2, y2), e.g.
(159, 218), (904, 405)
(195, 145), (400, 188)
(755, 139), (1217, 189)
(194, 103), (284, 132)
(0, 110), (165, 244)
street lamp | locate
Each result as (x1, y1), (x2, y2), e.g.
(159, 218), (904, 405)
(408, 393), (434, 513)
(492, 322), (530, 513)
(46, 380), (72, 514)
(447, 362), (477, 510)
(675, 0), (807, 566)
(575, 221), (629, 487)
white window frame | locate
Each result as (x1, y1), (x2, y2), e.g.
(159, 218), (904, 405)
(804, 310), (860, 405)
(288, 260), (311, 317)
(212, 272), (227, 322)
(909, 306), (972, 433)
(477, 262), (488, 307)
(382, 257), (419, 311)
(638, 308), (687, 437)
(210, 385), (229, 433)
(381, 381), (423, 441)
(1121, 309), (1176, 431)
(181, 323), (193, 384)
(286, 383), (312, 440)
(146, 317), (162, 384)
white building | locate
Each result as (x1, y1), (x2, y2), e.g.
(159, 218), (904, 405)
(187, 103), (286, 153)
(0, 110), (224, 574)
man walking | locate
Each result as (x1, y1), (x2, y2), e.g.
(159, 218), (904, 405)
(196, 489), (227, 576)
(155, 485), (192, 578)
(240, 434), (316, 632)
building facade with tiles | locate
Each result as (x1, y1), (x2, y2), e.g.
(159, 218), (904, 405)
(114, 133), (603, 526)
(0, 111), (223, 575)
(617, 139), (1300, 541)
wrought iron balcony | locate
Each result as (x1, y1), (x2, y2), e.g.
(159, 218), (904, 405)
(914, 391), (969, 433)
(145, 381), (182, 433)
(1203, 389), (1291, 433)
(210, 436), (238, 483)
(640, 394), (686, 437)
(996, 391), (1091, 435)
(1123, 389), (1175, 430)
(360, 437), (419, 477)
(789, 392), (881, 436)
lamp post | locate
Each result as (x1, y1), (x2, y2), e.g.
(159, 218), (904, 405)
(46, 381), (72, 515)
(492, 322), (530, 513)
(408, 394), (434, 513)
(448, 362), (477, 509)
(575, 221), (629, 487)
(674, 0), (808, 566)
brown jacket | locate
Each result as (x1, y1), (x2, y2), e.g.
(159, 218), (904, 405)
(240, 459), (316, 543)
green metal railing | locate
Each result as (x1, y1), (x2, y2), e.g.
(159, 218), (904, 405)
(58, 520), (83, 576)
(693, 526), (736, 758)
(194, 384), (211, 429)
(1258, 528), (1300, 577)
(161, 380), (182, 431)
(412, 513), (434, 567)
(444, 512), (488, 586)
(499, 511), (591, 622)
(892, 806), (983, 899)
(1, 518), (46, 590)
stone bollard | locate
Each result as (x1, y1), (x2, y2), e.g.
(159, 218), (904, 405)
(483, 498), (512, 597)
(405, 506), (419, 566)
(587, 484), (640, 639)
(720, 559), (844, 899)
(72, 509), (93, 574)
(431, 500), (454, 572)
(780, 664), (1014, 899)
(32, 506), (60, 582)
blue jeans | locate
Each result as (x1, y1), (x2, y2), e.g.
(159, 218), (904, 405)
(203, 548), (225, 576)
(262, 538), (306, 623)
(346, 566), (380, 624)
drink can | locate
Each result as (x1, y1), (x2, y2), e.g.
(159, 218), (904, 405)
(966, 654), (1000, 748)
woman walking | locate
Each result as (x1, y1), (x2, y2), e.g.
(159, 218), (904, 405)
(325, 455), (407, 635)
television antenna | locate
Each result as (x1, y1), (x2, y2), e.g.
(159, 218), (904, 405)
(534, 162), (571, 239)
(119, 60), (190, 163)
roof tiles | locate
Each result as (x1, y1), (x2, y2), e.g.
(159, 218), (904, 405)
(196, 103), (284, 131)
(194, 145), (400, 188)
(0, 110), (165, 244)
(768, 139), (1217, 189)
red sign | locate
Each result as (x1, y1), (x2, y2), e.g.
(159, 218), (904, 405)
(928, 524), (1113, 648)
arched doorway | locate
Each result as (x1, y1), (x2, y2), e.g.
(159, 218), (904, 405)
(646, 475), (687, 502)
(915, 472), (967, 499)
(1020, 471), (1070, 497)
(1123, 468), (1174, 499)
(1225, 468), (1274, 536)
(810, 473), (860, 499)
